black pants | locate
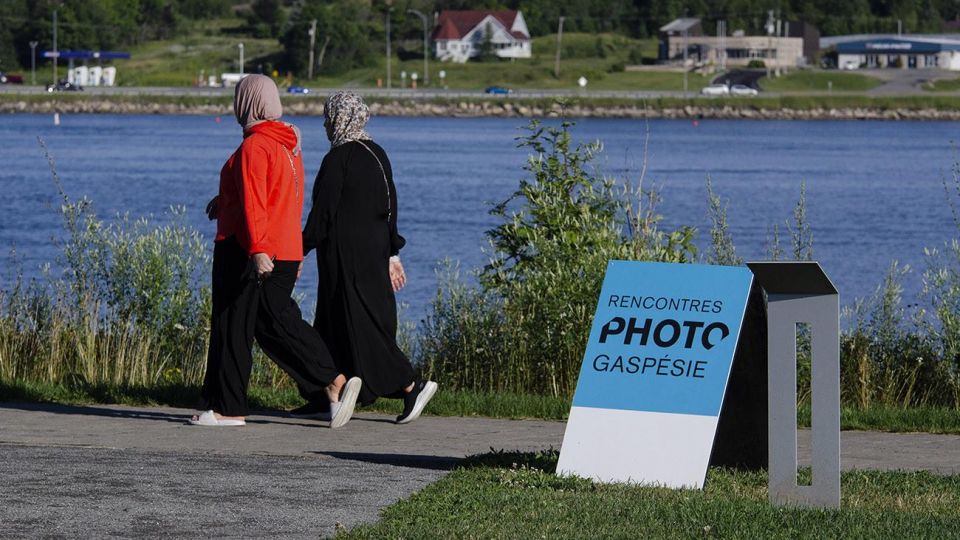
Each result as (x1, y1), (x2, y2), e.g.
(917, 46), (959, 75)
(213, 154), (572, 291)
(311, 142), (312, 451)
(200, 238), (339, 417)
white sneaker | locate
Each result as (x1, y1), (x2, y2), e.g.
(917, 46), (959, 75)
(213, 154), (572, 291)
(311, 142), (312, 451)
(329, 377), (362, 429)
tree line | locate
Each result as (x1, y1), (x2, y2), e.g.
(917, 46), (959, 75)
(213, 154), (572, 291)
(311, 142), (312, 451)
(0, 0), (230, 72)
(1, 0), (958, 75)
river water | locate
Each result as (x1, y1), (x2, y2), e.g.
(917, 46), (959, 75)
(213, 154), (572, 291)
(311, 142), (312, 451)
(0, 113), (956, 323)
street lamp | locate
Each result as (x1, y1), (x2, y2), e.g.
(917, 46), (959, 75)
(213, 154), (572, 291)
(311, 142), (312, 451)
(52, 10), (58, 84)
(406, 9), (429, 86)
(238, 43), (244, 74)
(385, 7), (393, 89)
(29, 41), (38, 85)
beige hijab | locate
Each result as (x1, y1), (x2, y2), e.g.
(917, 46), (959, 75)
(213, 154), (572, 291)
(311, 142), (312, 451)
(233, 74), (302, 155)
(234, 74), (282, 130)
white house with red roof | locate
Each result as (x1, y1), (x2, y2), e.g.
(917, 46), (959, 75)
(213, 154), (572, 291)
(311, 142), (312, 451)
(431, 10), (531, 63)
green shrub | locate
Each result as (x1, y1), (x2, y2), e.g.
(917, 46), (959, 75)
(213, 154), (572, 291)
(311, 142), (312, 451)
(0, 139), (292, 393)
(841, 262), (951, 408)
(418, 120), (695, 397)
(747, 60), (766, 69)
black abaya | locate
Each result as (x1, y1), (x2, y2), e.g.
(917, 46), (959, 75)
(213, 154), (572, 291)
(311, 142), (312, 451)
(303, 140), (414, 405)
(201, 237), (340, 417)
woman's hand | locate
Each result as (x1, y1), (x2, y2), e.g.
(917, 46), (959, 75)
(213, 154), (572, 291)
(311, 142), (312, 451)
(205, 195), (219, 220)
(252, 253), (274, 279)
(389, 257), (406, 292)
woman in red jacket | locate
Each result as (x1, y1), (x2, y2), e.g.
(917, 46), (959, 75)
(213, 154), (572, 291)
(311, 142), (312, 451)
(192, 74), (360, 428)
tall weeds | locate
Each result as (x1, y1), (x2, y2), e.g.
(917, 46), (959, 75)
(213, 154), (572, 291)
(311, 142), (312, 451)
(419, 120), (695, 397)
(0, 139), (212, 389)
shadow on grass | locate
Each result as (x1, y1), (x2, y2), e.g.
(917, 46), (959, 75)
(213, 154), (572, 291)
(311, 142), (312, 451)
(460, 448), (560, 472)
(313, 451), (460, 471)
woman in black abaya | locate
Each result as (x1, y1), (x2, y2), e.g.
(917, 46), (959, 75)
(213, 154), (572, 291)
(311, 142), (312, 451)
(300, 92), (437, 424)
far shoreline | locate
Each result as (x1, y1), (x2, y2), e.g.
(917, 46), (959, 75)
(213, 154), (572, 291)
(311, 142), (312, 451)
(4, 92), (960, 120)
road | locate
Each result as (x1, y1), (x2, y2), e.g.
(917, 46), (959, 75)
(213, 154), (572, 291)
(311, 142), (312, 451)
(1, 402), (959, 537)
(0, 84), (689, 100)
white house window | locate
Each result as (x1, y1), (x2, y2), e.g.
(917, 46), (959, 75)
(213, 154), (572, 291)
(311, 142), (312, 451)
(440, 42), (447, 50)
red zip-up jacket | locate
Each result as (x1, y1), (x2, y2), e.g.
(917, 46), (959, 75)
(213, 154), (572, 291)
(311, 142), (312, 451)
(215, 121), (305, 261)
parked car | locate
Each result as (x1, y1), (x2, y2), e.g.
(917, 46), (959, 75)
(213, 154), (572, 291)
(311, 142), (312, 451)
(287, 85), (310, 94)
(730, 84), (759, 96)
(700, 83), (729, 96)
(841, 60), (859, 70)
(46, 80), (82, 92)
(484, 85), (512, 95)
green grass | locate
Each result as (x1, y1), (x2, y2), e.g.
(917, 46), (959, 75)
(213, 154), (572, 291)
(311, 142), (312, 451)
(340, 450), (960, 538)
(759, 70), (884, 93)
(820, 404), (960, 434)
(120, 30), (283, 86)
(3, 379), (958, 432)
(0, 379), (569, 420)
(13, 18), (284, 88)
(923, 75), (960, 92)
(11, 91), (960, 114)
(795, 403), (960, 434)
(306, 33), (684, 91)
(10, 30), (680, 91)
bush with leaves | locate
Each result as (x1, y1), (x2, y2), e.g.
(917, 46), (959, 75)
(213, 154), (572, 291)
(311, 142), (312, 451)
(419, 119), (695, 397)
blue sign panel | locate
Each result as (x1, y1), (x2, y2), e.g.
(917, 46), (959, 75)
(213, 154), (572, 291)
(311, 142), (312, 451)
(571, 261), (753, 417)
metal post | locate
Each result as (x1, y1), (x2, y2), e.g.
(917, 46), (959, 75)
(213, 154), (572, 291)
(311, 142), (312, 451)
(407, 9), (429, 86)
(682, 29), (688, 93)
(238, 43), (244, 74)
(52, 10), (58, 84)
(307, 19), (317, 80)
(554, 16), (564, 78)
(385, 9), (392, 89)
(747, 261), (841, 510)
(29, 41), (38, 85)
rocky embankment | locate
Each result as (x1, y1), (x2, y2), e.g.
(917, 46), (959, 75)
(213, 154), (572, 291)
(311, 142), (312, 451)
(3, 97), (960, 120)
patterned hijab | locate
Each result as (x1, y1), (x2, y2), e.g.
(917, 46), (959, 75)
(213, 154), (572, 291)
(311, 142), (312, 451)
(325, 92), (371, 147)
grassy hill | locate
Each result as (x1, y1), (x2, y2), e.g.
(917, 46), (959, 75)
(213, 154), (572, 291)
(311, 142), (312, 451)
(14, 20), (888, 95)
(119, 20), (282, 86)
(759, 70), (883, 93)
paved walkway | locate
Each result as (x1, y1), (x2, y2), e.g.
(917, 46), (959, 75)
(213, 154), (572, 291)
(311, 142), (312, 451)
(0, 402), (958, 538)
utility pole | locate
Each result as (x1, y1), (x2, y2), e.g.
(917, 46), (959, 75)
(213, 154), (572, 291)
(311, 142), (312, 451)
(775, 14), (781, 76)
(29, 41), (38, 85)
(407, 9), (429, 86)
(682, 28), (688, 93)
(897, 19), (903, 35)
(716, 20), (725, 72)
(52, 10), (58, 84)
(307, 19), (317, 79)
(766, 10), (775, 79)
(238, 43), (244, 74)
(385, 8), (392, 88)
(554, 16), (565, 78)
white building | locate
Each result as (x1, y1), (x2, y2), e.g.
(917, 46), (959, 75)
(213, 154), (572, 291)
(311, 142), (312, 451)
(432, 10), (531, 63)
(823, 35), (960, 70)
